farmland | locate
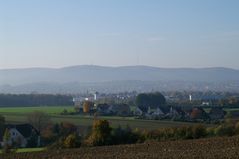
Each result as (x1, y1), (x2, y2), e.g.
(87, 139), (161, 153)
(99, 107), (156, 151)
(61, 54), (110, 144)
(2, 135), (239, 159)
(2, 106), (239, 130)
(0, 148), (45, 154)
(0, 106), (75, 114)
(0, 106), (209, 130)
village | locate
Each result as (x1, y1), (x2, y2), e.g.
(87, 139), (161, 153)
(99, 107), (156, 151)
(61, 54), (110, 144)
(71, 92), (227, 122)
(0, 91), (237, 151)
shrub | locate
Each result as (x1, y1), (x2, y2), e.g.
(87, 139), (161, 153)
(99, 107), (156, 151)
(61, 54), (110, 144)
(192, 125), (207, 139)
(214, 124), (235, 136)
(86, 120), (112, 146)
(47, 137), (64, 150)
(143, 129), (162, 141)
(161, 128), (175, 140)
(26, 133), (39, 148)
(206, 127), (216, 137)
(174, 126), (188, 140)
(2, 128), (11, 154)
(184, 126), (193, 139)
(235, 122), (239, 135)
(59, 122), (77, 136)
(111, 126), (141, 145)
(64, 133), (81, 148)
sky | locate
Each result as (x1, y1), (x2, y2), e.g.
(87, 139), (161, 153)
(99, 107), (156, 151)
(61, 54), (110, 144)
(0, 0), (239, 69)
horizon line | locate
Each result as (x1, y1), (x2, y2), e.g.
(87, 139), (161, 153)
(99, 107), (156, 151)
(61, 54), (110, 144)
(0, 64), (238, 71)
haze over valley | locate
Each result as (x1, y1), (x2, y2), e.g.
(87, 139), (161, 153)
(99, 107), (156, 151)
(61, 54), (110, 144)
(0, 65), (239, 93)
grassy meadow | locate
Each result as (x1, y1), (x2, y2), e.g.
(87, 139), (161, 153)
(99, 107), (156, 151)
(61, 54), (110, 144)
(0, 106), (75, 114)
(4, 106), (239, 130)
(0, 106), (210, 130)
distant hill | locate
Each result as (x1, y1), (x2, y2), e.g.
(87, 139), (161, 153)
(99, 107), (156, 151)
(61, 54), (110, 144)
(0, 65), (239, 93)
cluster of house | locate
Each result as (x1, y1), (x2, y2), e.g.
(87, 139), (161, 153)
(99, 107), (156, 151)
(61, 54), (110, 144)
(74, 102), (131, 116)
(96, 103), (131, 116)
(134, 106), (226, 121)
(0, 106), (227, 148)
(0, 124), (40, 148)
(73, 97), (226, 121)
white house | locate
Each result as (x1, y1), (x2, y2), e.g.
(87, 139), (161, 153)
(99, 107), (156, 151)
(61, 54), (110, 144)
(145, 107), (166, 119)
(152, 107), (165, 116)
(134, 107), (143, 116)
(1, 124), (40, 148)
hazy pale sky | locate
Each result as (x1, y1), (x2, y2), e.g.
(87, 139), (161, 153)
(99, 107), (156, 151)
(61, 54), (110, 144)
(0, 0), (239, 69)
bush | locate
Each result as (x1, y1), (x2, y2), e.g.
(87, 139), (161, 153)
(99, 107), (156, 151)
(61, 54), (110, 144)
(214, 124), (235, 136)
(47, 137), (64, 150)
(64, 133), (81, 148)
(174, 127), (188, 140)
(235, 122), (239, 135)
(206, 127), (215, 137)
(143, 129), (162, 141)
(182, 126), (193, 139)
(161, 128), (175, 140)
(192, 125), (207, 139)
(26, 133), (39, 148)
(2, 128), (12, 154)
(111, 126), (141, 145)
(59, 122), (77, 136)
(86, 120), (112, 146)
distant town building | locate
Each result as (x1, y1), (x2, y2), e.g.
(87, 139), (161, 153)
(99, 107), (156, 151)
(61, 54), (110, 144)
(189, 94), (192, 102)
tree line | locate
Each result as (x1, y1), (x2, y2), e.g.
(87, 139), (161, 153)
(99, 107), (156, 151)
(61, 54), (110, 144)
(46, 119), (239, 149)
(0, 94), (74, 107)
(136, 92), (166, 112)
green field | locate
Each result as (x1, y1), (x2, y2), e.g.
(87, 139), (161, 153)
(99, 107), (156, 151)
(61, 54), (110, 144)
(0, 106), (211, 130)
(16, 147), (45, 153)
(0, 106), (75, 114)
(224, 108), (239, 112)
(199, 107), (239, 113)
(0, 147), (45, 153)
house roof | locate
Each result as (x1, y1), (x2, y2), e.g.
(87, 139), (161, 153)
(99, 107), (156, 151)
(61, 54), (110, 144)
(97, 103), (110, 111)
(159, 106), (170, 114)
(209, 107), (226, 115)
(190, 107), (208, 119)
(170, 106), (185, 114)
(109, 104), (130, 112)
(4, 124), (39, 138)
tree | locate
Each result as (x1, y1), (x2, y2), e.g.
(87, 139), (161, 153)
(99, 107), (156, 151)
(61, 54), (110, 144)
(41, 124), (58, 145)
(149, 92), (166, 108)
(214, 123), (235, 136)
(0, 115), (5, 140)
(26, 131), (39, 148)
(27, 111), (51, 135)
(83, 101), (94, 113)
(59, 122), (77, 136)
(136, 92), (166, 112)
(3, 128), (11, 153)
(190, 108), (208, 120)
(86, 120), (112, 146)
(64, 133), (81, 148)
(136, 94), (150, 112)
